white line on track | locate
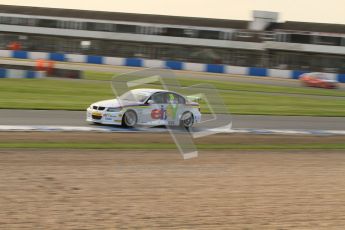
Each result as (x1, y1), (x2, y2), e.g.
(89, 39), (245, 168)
(1, 125), (345, 136)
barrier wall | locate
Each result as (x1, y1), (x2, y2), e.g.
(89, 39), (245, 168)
(0, 50), (344, 82)
(0, 68), (44, 78)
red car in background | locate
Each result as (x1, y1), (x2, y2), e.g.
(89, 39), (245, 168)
(300, 72), (339, 89)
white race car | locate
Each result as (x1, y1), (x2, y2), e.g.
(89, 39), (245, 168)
(86, 88), (201, 128)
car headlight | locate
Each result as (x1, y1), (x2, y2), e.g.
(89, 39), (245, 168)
(107, 107), (122, 112)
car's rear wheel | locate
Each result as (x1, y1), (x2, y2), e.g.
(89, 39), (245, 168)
(122, 110), (137, 127)
(180, 112), (194, 129)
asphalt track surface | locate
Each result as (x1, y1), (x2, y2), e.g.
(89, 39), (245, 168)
(1, 109), (345, 130)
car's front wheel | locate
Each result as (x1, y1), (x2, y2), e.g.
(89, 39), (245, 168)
(122, 110), (137, 128)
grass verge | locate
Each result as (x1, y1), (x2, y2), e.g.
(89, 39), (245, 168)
(0, 71), (344, 116)
(85, 71), (345, 97)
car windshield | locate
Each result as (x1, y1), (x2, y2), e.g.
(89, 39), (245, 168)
(118, 91), (151, 103)
(317, 75), (330, 80)
(312, 73), (330, 80)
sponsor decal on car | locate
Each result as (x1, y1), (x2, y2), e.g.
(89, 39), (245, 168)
(151, 105), (168, 120)
(151, 109), (162, 120)
(166, 104), (178, 120)
(103, 113), (120, 118)
(92, 111), (102, 116)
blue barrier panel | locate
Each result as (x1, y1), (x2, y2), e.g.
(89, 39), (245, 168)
(206, 64), (224, 73)
(249, 67), (267, 77)
(338, 74), (345, 83)
(125, 58), (143, 67)
(292, 70), (309, 79)
(0, 68), (6, 78)
(49, 53), (65, 61)
(87, 55), (103, 64)
(25, 70), (36, 79)
(12, 50), (28, 59)
(166, 61), (183, 70)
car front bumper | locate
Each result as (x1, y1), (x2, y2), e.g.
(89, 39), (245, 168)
(86, 108), (123, 125)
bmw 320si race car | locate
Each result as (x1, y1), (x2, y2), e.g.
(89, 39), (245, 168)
(86, 89), (201, 128)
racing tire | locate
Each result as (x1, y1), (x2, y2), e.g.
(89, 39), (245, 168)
(122, 110), (138, 128)
(180, 112), (194, 130)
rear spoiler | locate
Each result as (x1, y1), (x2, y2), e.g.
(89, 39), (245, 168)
(186, 95), (202, 103)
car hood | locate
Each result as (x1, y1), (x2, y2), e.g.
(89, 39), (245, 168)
(92, 99), (142, 108)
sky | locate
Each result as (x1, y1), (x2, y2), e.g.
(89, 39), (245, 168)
(0, 0), (344, 24)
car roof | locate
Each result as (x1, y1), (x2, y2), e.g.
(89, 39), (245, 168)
(131, 88), (170, 94)
(302, 72), (324, 77)
(309, 72), (324, 75)
(130, 88), (187, 98)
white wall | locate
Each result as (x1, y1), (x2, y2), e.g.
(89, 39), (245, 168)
(7, 69), (25, 78)
(104, 57), (125, 66)
(66, 54), (86, 63)
(143, 59), (164, 68)
(29, 52), (49, 60)
(184, 62), (205, 72)
(265, 41), (345, 55)
(268, 69), (291, 78)
(0, 49), (11, 58)
(225, 66), (248, 75)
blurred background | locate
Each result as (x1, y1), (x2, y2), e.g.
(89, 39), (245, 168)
(0, 4), (344, 73)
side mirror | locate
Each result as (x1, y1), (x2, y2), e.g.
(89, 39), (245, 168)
(147, 99), (154, 104)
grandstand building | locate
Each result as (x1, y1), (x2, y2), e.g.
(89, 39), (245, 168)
(0, 4), (344, 73)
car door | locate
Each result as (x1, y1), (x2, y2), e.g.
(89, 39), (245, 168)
(142, 92), (186, 126)
(141, 92), (168, 126)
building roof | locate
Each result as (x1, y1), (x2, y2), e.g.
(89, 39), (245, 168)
(0, 4), (249, 29)
(273, 21), (345, 34)
(1, 5), (344, 34)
